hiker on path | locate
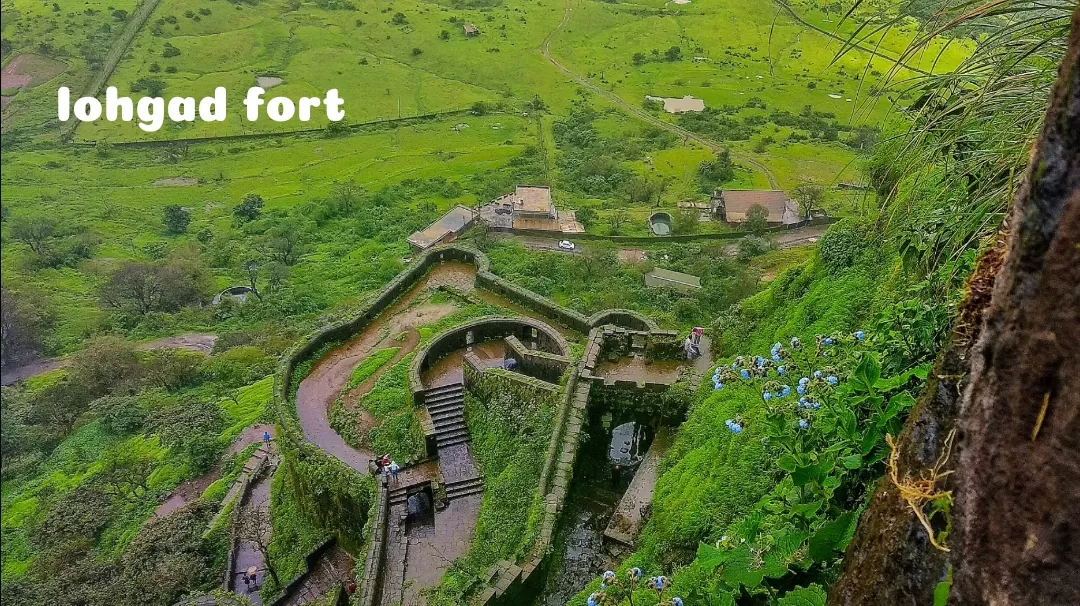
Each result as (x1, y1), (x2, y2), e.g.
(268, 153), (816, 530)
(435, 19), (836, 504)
(389, 461), (401, 483)
(692, 326), (703, 345)
(684, 336), (697, 360)
(262, 431), (271, 446)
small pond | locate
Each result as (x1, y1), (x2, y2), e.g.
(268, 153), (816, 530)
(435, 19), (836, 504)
(648, 212), (672, 236)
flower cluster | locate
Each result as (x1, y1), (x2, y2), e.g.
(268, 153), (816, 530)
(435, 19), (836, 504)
(709, 332), (868, 435)
(589, 568), (682, 606)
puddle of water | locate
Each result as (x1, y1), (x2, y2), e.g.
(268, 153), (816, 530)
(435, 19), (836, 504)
(421, 340), (506, 388)
(594, 356), (682, 384)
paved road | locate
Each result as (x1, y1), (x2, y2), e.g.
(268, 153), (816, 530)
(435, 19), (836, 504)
(540, 0), (781, 189)
(498, 224), (828, 256)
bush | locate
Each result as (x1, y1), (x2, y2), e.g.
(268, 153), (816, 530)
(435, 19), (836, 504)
(818, 218), (875, 273)
(737, 234), (772, 260)
(162, 205), (191, 234)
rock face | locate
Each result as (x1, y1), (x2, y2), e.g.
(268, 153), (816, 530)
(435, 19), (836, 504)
(830, 10), (1080, 606)
(949, 11), (1080, 605)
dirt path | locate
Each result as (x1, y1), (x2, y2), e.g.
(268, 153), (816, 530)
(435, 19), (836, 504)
(540, 0), (781, 189)
(230, 470), (273, 605)
(1, 332), (218, 386)
(295, 263), (475, 478)
(154, 424), (276, 518)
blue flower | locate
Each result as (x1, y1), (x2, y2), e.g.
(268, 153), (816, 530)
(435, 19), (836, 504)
(777, 366), (785, 375)
(781, 385), (792, 397)
(628, 567), (643, 581)
(603, 571), (616, 584)
(798, 419), (809, 429)
(827, 375), (838, 385)
(763, 392), (772, 401)
(672, 599), (685, 606)
(733, 425), (742, 434)
(824, 337), (834, 345)
(796, 385), (805, 395)
(740, 369), (750, 379)
(771, 354), (782, 363)
(755, 357), (765, 368)
(714, 382), (724, 391)
(588, 593), (601, 606)
(790, 336), (800, 347)
(814, 370), (823, 378)
(731, 361), (739, 370)
(855, 330), (865, 341)
(799, 377), (810, 386)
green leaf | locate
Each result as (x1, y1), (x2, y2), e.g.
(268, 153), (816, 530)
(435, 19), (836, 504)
(713, 592), (736, 606)
(792, 464), (824, 487)
(934, 580), (951, 606)
(882, 392), (916, 424)
(841, 454), (863, 469)
(777, 584), (827, 606)
(695, 542), (728, 571)
(777, 454), (798, 472)
(761, 531), (809, 577)
(852, 354), (882, 393)
(808, 512), (856, 562)
(719, 545), (764, 590)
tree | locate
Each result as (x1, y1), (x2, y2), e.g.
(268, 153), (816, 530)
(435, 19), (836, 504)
(96, 446), (156, 503)
(743, 204), (770, 234)
(115, 501), (217, 605)
(147, 396), (222, 472)
(101, 262), (163, 315)
(235, 490), (282, 587)
(792, 183), (825, 220)
(262, 219), (307, 266)
(664, 46), (682, 61)
(575, 207), (597, 228)
(68, 336), (141, 397)
(161, 205), (191, 235)
(9, 215), (57, 256)
(32, 487), (113, 551)
(673, 208), (700, 234)
(243, 258), (262, 297)
(0, 287), (54, 371)
(141, 349), (202, 391)
(330, 181), (364, 216)
(233, 193), (264, 223)
(28, 377), (93, 436)
(440, 29), (450, 40)
(608, 208), (629, 235)
(698, 149), (735, 192)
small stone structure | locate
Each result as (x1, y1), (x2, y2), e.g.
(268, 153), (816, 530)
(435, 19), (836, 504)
(645, 267), (702, 294)
(407, 205), (476, 251)
(212, 286), (256, 305)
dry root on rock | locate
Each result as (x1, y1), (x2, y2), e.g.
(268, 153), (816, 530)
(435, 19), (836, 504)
(886, 430), (956, 552)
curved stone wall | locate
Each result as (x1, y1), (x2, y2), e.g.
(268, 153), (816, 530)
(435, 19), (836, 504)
(408, 316), (570, 404)
(587, 308), (657, 331)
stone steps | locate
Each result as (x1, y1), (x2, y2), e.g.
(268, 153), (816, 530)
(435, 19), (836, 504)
(426, 382), (470, 449)
(445, 476), (484, 501)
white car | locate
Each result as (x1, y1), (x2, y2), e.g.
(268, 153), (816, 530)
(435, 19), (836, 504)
(558, 240), (576, 251)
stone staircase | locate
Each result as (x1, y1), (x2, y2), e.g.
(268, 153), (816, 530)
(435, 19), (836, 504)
(424, 383), (469, 448)
(445, 476), (484, 501)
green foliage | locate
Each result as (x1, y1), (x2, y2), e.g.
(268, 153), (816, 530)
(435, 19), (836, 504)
(484, 240), (757, 329)
(818, 218), (877, 273)
(424, 389), (555, 604)
(263, 466), (327, 597)
(162, 205), (191, 235)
